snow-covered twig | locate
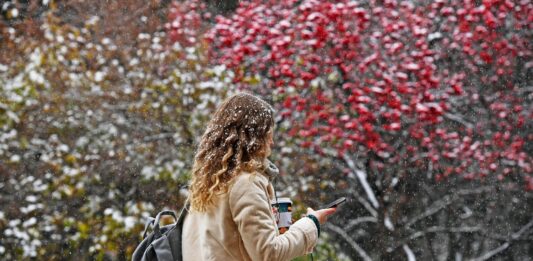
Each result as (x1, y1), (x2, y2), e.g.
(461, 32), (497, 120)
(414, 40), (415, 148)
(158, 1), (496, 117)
(469, 242), (509, 261)
(469, 220), (533, 261)
(408, 226), (482, 240)
(512, 220), (533, 239)
(443, 113), (474, 129)
(401, 186), (499, 229)
(517, 86), (533, 94)
(326, 223), (372, 261)
(456, 186), (494, 195)
(403, 244), (416, 261)
(321, 149), (379, 216)
(405, 195), (454, 228)
(143, 133), (175, 142)
(353, 191), (378, 217)
(342, 154), (380, 209)
(345, 216), (378, 231)
(389, 226), (482, 252)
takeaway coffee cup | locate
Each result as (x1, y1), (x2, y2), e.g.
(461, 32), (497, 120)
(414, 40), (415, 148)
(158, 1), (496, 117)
(271, 197), (292, 234)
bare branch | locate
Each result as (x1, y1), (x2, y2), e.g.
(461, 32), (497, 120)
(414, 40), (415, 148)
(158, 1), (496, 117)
(322, 149), (379, 216)
(389, 226), (482, 252)
(342, 153), (380, 209)
(405, 195), (455, 228)
(404, 186), (495, 228)
(443, 112), (474, 129)
(468, 220), (533, 261)
(353, 191), (379, 218)
(456, 186), (495, 195)
(143, 133), (175, 142)
(517, 86), (533, 94)
(403, 244), (416, 261)
(468, 242), (510, 261)
(511, 219), (533, 239)
(326, 223), (372, 261)
(346, 216), (378, 231)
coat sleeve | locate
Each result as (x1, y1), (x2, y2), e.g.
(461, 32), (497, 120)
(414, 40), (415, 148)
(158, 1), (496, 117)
(229, 174), (318, 261)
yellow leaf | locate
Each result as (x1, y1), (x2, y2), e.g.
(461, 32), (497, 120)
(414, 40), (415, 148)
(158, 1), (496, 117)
(65, 154), (77, 165)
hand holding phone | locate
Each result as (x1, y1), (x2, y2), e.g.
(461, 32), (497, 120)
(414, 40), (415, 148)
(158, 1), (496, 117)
(306, 197), (347, 225)
(323, 197), (347, 209)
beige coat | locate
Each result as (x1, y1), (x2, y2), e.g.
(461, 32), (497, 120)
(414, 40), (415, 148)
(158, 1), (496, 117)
(182, 172), (318, 261)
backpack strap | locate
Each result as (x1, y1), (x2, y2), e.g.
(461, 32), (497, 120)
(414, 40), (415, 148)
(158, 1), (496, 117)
(142, 217), (156, 239)
(133, 203), (189, 261)
(167, 201), (189, 261)
(153, 210), (178, 238)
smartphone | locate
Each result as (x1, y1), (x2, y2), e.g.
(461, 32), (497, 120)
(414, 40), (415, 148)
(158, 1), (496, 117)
(323, 197), (347, 209)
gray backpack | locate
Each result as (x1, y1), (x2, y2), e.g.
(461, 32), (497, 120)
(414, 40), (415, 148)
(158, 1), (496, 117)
(132, 204), (189, 261)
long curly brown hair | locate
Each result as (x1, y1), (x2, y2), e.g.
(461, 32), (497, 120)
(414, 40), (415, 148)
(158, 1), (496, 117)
(189, 93), (275, 212)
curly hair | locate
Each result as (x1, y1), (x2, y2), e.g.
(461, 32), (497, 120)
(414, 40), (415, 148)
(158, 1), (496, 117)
(188, 93), (275, 212)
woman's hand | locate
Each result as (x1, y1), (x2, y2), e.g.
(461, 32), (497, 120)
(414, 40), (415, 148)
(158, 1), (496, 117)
(306, 207), (336, 224)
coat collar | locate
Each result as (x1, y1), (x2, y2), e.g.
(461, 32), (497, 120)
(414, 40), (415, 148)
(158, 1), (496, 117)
(263, 159), (279, 181)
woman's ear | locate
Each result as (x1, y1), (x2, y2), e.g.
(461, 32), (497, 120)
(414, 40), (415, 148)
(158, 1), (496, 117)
(268, 130), (274, 145)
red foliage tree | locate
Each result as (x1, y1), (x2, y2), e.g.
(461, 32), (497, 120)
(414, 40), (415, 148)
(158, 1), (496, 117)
(169, 0), (532, 187)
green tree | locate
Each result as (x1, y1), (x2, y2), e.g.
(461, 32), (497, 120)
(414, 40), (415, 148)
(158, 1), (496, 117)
(0, 5), (233, 260)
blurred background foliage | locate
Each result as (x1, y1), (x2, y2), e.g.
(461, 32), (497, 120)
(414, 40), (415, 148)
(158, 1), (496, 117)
(1, 0), (232, 259)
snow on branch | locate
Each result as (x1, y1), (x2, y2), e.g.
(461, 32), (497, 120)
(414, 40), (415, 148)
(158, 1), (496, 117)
(143, 133), (176, 142)
(342, 153), (380, 209)
(469, 243), (510, 261)
(469, 220), (533, 261)
(345, 216), (378, 231)
(401, 187), (495, 229)
(403, 244), (416, 261)
(404, 195), (455, 228)
(443, 112), (474, 129)
(353, 191), (379, 218)
(326, 223), (372, 261)
(389, 226), (482, 253)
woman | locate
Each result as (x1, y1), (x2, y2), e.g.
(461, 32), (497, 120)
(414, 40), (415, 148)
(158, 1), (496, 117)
(182, 93), (336, 261)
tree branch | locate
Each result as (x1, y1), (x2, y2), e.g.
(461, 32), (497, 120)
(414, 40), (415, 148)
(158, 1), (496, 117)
(517, 86), (533, 94)
(388, 226), (482, 253)
(353, 191), (379, 218)
(326, 223), (372, 261)
(511, 219), (533, 239)
(346, 216), (378, 231)
(143, 132), (175, 142)
(443, 112), (474, 129)
(322, 149), (378, 216)
(342, 153), (380, 209)
(403, 244), (416, 261)
(468, 242), (509, 261)
(404, 186), (495, 228)
(404, 195), (455, 228)
(468, 220), (533, 261)
(456, 186), (495, 195)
